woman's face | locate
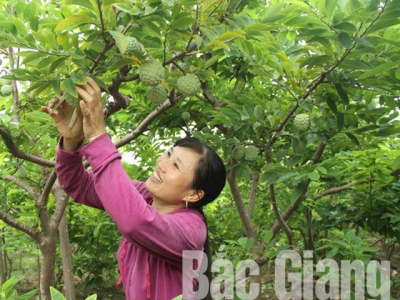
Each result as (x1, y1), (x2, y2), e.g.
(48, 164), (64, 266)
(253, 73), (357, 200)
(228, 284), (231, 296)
(145, 146), (202, 207)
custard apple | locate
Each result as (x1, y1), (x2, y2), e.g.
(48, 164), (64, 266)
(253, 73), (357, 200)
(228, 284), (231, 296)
(0, 78), (11, 86)
(182, 112), (191, 120)
(176, 73), (201, 96)
(245, 146), (258, 161)
(16, 166), (28, 178)
(294, 113), (310, 131)
(1, 85), (12, 96)
(64, 93), (81, 108)
(231, 145), (245, 160)
(146, 84), (167, 105)
(139, 60), (165, 86)
(125, 37), (140, 56)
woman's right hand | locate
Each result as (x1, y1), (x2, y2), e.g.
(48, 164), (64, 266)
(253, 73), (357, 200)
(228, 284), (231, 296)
(41, 96), (84, 149)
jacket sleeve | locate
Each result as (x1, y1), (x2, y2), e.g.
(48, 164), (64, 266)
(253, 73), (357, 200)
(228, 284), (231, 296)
(56, 138), (105, 210)
(69, 134), (206, 265)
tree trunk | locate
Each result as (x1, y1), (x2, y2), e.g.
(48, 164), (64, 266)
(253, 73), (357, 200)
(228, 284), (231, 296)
(39, 236), (57, 300)
(58, 212), (75, 300)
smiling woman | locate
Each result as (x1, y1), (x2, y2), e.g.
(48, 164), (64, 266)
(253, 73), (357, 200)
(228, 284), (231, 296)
(42, 77), (226, 300)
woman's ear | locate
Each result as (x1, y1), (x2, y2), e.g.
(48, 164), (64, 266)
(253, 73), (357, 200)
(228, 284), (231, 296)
(184, 190), (204, 203)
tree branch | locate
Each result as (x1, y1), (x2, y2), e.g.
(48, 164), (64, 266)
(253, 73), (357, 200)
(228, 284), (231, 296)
(4, 175), (40, 201)
(0, 211), (41, 243)
(0, 128), (55, 167)
(114, 98), (174, 148)
(226, 165), (257, 240)
(313, 181), (365, 201)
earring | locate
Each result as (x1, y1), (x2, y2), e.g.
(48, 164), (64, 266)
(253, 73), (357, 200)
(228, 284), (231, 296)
(186, 201), (188, 209)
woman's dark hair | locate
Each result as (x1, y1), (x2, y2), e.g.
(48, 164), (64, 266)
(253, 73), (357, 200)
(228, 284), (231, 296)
(174, 136), (226, 208)
(173, 136), (226, 299)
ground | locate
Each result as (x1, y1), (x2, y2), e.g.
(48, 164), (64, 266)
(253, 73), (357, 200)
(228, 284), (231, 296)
(14, 241), (400, 299)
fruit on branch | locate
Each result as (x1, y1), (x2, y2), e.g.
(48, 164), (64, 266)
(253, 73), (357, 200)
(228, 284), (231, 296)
(181, 111), (191, 120)
(245, 145), (258, 161)
(16, 166), (28, 178)
(146, 84), (167, 105)
(0, 78), (11, 86)
(294, 113), (310, 131)
(139, 59), (165, 86)
(231, 145), (245, 160)
(1, 85), (12, 96)
(125, 37), (140, 56)
(176, 73), (201, 96)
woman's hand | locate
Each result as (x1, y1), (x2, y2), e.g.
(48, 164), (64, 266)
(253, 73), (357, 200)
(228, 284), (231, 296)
(78, 77), (107, 142)
(41, 96), (84, 150)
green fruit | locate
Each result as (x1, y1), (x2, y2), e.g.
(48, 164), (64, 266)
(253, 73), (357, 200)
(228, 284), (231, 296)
(146, 84), (167, 105)
(0, 78), (11, 86)
(294, 113), (310, 131)
(182, 112), (191, 120)
(231, 145), (245, 160)
(16, 166), (28, 178)
(64, 93), (81, 108)
(1, 85), (12, 96)
(125, 37), (140, 56)
(245, 146), (258, 161)
(139, 60), (165, 86)
(176, 73), (201, 96)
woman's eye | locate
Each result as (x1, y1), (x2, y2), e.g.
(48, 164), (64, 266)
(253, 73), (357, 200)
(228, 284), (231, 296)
(167, 151), (171, 157)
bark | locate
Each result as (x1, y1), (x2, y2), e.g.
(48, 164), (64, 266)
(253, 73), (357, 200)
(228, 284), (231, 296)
(59, 212), (75, 300)
(39, 236), (57, 300)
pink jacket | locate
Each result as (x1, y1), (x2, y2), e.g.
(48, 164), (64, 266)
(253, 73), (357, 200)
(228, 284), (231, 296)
(56, 134), (206, 299)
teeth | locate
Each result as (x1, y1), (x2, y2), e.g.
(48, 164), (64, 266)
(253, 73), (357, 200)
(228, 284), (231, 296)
(153, 171), (162, 183)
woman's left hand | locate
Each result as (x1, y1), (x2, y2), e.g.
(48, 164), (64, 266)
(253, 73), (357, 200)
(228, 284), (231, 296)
(78, 77), (107, 143)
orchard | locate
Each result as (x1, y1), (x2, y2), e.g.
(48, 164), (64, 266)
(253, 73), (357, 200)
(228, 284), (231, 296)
(0, 0), (400, 299)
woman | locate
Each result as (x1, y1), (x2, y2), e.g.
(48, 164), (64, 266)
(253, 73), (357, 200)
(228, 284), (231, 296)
(42, 77), (226, 299)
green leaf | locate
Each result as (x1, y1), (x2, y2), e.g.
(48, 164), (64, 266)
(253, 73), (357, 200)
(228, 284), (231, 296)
(338, 32), (353, 49)
(308, 171), (320, 181)
(326, 96), (337, 115)
(335, 84), (349, 104)
(50, 287), (66, 300)
(263, 231), (273, 244)
(217, 30), (246, 42)
(110, 31), (127, 53)
(25, 111), (53, 124)
(84, 295), (98, 300)
(54, 14), (98, 32)
(1, 277), (20, 295)
(170, 17), (195, 30)
(64, 0), (97, 11)
(64, 77), (78, 98)
(358, 60), (400, 79)
(392, 156), (400, 170)
(336, 112), (344, 132)
(290, 180), (308, 204)
(71, 73), (88, 85)
(16, 289), (38, 300)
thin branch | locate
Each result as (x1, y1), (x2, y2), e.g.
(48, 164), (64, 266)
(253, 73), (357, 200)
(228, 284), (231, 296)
(114, 99), (174, 148)
(0, 128), (55, 167)
(313, 181), (366, 201)
(4, 175), (40, 201)
(226, 165), (257, 240)
(246, 167), (259, 218)
(0, 210), (41, 243)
